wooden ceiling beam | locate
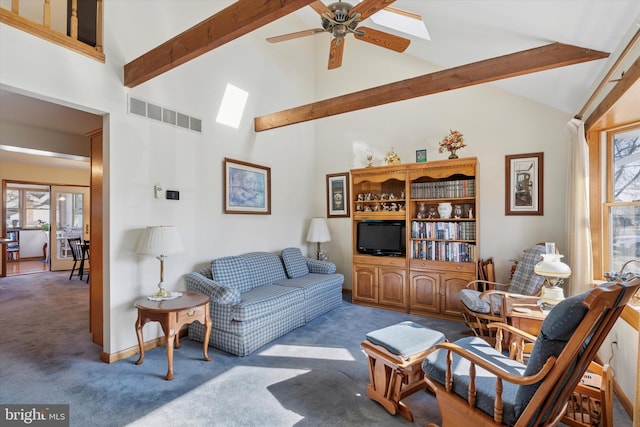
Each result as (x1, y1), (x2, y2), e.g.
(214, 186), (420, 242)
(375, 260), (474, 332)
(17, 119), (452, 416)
(254, 42), (609, 132)
(123, 0), (316, 88)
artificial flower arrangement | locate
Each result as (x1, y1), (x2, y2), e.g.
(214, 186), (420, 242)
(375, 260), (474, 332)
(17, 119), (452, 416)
(438, 129), (466, 159)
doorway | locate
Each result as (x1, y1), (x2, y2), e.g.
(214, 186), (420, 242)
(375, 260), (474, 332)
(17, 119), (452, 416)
(50, 185), (90, 272)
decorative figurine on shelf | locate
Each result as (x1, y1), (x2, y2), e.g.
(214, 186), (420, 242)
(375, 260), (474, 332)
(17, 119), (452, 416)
(468, 207), (473, 219)
(384, 147), (401, 165)
(439, 129), (466, 159)
(366, 153), (374, 168)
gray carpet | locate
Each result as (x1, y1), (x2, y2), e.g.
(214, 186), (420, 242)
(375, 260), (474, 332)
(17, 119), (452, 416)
(0, 271), (633, 427)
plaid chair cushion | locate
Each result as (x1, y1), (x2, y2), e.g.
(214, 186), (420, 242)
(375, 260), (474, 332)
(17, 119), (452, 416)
(281, 247), (310, 278)
(510, 245), (547, 295)
(460, 289), (504, 314)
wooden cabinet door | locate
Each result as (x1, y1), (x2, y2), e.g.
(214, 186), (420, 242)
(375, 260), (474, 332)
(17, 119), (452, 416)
(353, 264), (378, 303)
(441, 273), (473, 317)
(379, 267), (406, 308)
(409, 270), (440, 313)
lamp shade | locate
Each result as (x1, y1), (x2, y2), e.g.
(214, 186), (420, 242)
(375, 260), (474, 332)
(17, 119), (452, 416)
(306, 218), (331, 243)
(534, 254), (571, 279)
(136, 225), (184, 256)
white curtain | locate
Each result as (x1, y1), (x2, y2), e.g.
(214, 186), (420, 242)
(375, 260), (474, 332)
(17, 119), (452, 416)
(565, 118), (594, 294)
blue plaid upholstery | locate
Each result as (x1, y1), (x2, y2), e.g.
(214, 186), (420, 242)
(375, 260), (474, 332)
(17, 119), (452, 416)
(423, 337), (526, 425)
(186, 249), (344, 356)
(241, 252), (288, 289)
(510, 245), (547, 295)
(212, 256), (252, 293)
(281, 247), (310, 278)
(460, 245), (546, 314)
(307, 258), (337, 274)
(275, 273), (344, 321)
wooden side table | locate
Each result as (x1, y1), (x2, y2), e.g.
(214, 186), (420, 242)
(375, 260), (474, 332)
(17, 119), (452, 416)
(506, 297), (546, 335)
(134, 291), (212, 380)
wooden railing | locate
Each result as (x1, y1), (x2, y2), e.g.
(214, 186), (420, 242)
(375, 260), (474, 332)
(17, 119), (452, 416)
(0, 0), (104, 62)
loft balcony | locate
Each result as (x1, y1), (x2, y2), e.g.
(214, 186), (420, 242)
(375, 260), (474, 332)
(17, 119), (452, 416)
(0, 0), (104, 62)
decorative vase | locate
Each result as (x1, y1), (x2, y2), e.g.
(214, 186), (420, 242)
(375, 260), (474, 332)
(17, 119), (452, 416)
(438, 202), (452, 219)
(448, 149), (458, 159)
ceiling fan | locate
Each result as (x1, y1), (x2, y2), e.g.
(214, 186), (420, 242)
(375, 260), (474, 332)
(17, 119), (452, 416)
(266, 0), (417, 69)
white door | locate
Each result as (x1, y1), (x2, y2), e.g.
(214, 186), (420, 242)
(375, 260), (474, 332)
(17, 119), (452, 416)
(50, 186), (90, 271)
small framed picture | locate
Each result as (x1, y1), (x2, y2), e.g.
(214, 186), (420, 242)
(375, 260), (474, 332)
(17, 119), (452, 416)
(224, 158), (271, 214)
(416, 149), (427, 163)
(505, 152), (543, 216)
(326, 172), (350, 218)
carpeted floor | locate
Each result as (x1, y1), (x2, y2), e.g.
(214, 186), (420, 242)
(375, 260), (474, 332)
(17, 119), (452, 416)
(0, 271), (633, 426)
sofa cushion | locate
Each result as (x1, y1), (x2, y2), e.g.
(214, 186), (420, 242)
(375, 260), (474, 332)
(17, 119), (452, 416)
(230, 284), (304, 322)
(212, 256), (252, 294)
(241, 252), (288, 289)
(281, 247), (310, 278)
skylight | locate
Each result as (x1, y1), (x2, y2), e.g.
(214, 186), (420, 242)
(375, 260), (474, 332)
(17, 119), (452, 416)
(370, 7), (430, 41)
(216, 83), (249, 129)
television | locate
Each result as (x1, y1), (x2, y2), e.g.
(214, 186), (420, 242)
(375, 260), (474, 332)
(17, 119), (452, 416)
(357, 221), (406, 256)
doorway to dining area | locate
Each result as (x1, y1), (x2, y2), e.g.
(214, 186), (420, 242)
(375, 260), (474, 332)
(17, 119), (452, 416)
(2, 182), (89, 277)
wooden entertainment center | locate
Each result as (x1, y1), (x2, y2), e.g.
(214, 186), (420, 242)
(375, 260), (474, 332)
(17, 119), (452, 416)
(350, 157), (478, 321)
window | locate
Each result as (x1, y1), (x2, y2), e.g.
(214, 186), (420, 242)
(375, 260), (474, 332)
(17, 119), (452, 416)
(604, 124), (640, 274)
(5, 185), (50, 229)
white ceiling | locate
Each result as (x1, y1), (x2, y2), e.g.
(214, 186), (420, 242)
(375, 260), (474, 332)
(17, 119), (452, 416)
(287, 0), (640, 115)
(1, 0), (639, 147)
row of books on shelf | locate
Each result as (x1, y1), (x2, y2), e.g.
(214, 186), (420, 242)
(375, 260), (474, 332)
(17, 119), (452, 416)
(410, 241), (476, 262)
(411, 221), (476, 240)
(410, 179), (476, 199)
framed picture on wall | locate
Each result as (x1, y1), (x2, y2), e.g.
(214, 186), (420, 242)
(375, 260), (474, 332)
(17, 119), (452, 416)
(416, 149), (427, 163)
(224, 158), (271, 214)
(326, 172), (350, 218)
(505, 152), (543, 215)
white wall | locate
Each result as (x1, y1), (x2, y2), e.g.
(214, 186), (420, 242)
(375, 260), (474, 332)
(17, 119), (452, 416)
(1, 2), (318, 354)
(0, 1), (583, 355)
(308, 38), (572, 287)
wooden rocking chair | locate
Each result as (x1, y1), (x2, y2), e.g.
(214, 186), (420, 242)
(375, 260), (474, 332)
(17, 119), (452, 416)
(422, 277), (640, 427)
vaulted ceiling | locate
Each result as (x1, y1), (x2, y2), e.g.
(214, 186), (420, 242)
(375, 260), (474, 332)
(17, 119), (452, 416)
(122, 0), (640, 131)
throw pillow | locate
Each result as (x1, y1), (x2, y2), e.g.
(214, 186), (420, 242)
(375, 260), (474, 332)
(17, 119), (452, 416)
(281, 247), (310, 278)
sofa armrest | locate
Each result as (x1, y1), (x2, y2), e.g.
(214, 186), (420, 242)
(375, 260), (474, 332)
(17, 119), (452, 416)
(185, 271), (241, 304)
(306, 258), (337, 274)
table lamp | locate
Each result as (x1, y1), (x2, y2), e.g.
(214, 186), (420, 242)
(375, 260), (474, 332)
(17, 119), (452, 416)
(306, 218), (331, 261)
(136, 225), (184, 298)
(534, 253), (571, 310)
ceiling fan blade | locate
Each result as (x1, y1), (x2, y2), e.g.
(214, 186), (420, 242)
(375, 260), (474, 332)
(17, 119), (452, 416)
(355, 27), (410, 52)
(350, 0), (396, 21)
(267, 28), (325, 43)
(328, 38), (345, 69)
(309, 0), (331, 17)
(384, 6), (422, 22)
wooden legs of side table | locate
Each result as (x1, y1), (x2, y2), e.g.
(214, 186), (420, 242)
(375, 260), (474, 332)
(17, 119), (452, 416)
(134, 307), (212, 381)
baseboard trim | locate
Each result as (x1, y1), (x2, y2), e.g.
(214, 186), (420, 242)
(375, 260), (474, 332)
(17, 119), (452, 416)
(100, 328), (188, 364)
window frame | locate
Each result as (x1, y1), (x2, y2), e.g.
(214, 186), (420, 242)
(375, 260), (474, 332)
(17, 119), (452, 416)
(5, 184), (50, 230)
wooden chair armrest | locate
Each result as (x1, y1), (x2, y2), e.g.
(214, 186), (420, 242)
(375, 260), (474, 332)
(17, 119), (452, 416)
(488, 322), (537, 343)
(467, 280), (509, 291)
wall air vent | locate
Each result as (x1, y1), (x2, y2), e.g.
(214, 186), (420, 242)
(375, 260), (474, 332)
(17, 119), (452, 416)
(127, 95), (202, 133)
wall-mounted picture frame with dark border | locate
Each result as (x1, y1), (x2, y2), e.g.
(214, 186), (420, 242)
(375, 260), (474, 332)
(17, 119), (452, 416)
(505, 152), (543, 216)
(326, 172), (350, 218)
(224, 158), (271, 214)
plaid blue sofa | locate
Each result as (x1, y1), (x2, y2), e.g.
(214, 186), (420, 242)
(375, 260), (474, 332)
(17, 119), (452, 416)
(186, 247), (344, 356)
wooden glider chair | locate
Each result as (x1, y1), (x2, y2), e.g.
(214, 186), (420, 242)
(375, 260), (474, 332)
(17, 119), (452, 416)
(460, 244), (547, 340)
(422, 277), (640, 427)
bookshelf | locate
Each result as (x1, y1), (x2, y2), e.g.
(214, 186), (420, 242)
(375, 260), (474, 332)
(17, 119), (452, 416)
(351, 158), (478, 320)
